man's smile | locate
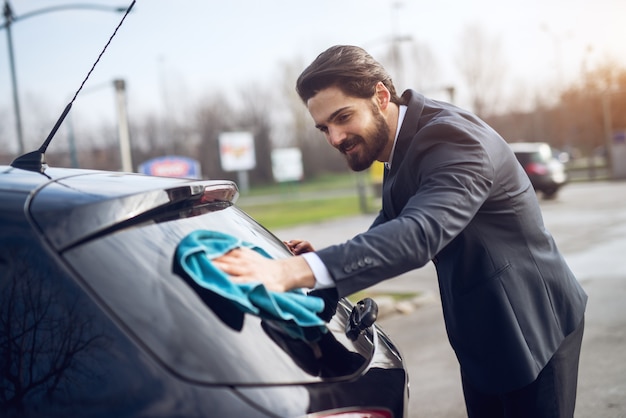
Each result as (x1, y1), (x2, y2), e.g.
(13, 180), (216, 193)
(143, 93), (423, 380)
(339, 137), (362, 154)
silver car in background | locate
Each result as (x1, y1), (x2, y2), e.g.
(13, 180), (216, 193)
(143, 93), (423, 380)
(509, 142), (568, 199)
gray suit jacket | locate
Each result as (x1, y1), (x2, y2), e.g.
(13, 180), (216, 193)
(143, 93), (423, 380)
(316, 90), (587, 393)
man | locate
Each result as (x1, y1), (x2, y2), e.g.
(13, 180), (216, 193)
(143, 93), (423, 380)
(213, 45), (587, 417)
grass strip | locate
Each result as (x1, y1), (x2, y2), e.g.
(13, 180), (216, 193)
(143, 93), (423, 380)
(240, 195), (372, 230)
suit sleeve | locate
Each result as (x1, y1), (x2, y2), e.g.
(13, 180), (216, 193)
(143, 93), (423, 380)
(316, 121), (495, 297)
(369, 208), (388, 229)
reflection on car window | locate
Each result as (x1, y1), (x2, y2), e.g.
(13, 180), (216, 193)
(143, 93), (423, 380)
(262, 320), (365, 377)
(0, 237), (169, 416)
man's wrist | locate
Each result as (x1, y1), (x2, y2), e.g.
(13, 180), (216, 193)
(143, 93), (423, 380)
(278, 256), (316, 291)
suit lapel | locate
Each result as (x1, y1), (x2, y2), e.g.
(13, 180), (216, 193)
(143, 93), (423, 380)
(380, 90), (425, 220)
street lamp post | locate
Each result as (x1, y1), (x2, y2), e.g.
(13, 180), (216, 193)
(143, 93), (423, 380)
(0, 0), (127, 155)
(540, 24), (572, 150)
(65, 79), (133, 171)
(601, 89), (626, 180)
(2, 1), (23, 154)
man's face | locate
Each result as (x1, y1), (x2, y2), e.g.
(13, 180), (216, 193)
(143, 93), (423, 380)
(307, 86), (390, 172)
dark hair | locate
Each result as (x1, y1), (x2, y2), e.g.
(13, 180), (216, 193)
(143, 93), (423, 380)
(296, 45), (405, 105)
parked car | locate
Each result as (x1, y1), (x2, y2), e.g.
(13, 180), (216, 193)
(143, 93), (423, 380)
(0, 157), (408, 417)
(509, 142), (568, 199)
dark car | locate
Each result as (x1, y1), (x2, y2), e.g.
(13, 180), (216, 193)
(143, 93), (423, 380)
(0, 161), (408, 417)
(509, 142), (568, 199)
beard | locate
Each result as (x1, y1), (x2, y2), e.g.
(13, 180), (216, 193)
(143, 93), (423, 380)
(340, 107), (389, 172)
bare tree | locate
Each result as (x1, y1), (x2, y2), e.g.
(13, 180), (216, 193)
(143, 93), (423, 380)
(456, 24), (507, 117)
(0, 243), (108, 413)
(561, 60), (626, 156)
(379, 40), (444, 96)
(275, 59), (347, 179)
(236, 83), (276, 184)
(194, 93), (236, 181)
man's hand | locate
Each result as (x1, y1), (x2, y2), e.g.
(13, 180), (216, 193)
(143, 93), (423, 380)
(284, 239), (314, 255)
(212, 247), (316, 292)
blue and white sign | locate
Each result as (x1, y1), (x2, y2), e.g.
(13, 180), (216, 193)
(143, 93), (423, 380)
(138, 156), (202, 179)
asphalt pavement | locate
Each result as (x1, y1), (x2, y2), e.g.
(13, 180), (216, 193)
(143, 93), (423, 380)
(273, 180), (626, 418)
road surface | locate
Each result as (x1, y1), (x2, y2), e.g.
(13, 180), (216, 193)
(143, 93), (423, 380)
(274, 180), (626, 418)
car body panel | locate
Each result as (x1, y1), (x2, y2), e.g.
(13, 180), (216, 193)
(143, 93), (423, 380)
(0, 165), (408, 417)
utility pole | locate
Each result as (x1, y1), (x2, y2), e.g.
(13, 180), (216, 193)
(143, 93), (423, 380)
(114, 79), (133, 172)
(0, 1), (127, 156)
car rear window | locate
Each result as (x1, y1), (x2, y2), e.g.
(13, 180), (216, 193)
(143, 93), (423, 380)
(61, 205), (373, 385)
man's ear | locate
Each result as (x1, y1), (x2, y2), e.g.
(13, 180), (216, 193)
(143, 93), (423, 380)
(375, 81), (391, 110)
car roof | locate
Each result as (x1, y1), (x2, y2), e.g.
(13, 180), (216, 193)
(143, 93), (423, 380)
(508, 142), (552, 152)
(1, 165), (194, 194)
(0, 165), (238, 251)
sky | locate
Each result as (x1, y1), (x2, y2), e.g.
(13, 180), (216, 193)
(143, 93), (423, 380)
(1, 0), (625, 154)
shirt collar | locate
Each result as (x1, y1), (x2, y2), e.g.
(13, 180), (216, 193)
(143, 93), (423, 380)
(385, 105), (407, 170)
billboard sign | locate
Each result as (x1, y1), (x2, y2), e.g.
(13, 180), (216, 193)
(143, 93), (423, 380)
(219, 131), (256, 172)
(272, 147), (303, 182)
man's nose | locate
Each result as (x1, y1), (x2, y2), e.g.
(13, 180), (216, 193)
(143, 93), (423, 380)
(327, 126), (346, 148)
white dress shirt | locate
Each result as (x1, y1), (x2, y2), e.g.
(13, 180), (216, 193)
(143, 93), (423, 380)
(302, 105), (408, 289)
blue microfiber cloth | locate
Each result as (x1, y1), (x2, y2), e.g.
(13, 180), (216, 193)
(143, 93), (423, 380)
(175, 230), (327, 341)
